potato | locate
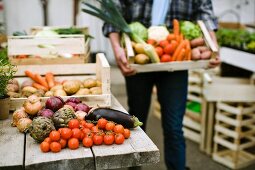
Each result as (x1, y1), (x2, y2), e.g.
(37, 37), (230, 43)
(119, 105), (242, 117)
(197, 46), (210, 52)
(90, 87), (102, 95)
(201, 50), (212, 60)
(63, 80), (80, 95)
(50, 85), (63, 92)
(83, 78), (97, 88)
(75, 88), (90, 95)
(34, 89), (45, 97)
(8, 79), (19, 86)
(44, 91), (54, 97)
(7, 92), (21, 98)
(21, 79), (33, 89)
(134, 54), (150, 64)
(191, 48), (201, 60)
(53, 89), (67, 96)
(21, 86), (37, 97)
(96, 80), (102, 87)
(7, 84), (19, 92)
(134, 43), (145, 54)
(190, 37), (205, 48)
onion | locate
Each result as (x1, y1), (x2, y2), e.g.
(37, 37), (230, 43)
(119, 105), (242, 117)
(38, 109), (54, 118)
(45, 96), (64, 112)
(74, 103), (90, 113)
(17, 118), (32, 133)
(12, 107), (28, 127)
(65, 97), (81, 104)
(65, 101), (77, 108)
(23, 95), (43, 115)
(74, 111), (87, 120)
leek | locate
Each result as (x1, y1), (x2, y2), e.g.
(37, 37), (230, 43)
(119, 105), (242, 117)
(82, 0), (160, 63)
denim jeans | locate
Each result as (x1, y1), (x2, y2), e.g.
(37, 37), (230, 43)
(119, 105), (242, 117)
(125, 70), (188, 170)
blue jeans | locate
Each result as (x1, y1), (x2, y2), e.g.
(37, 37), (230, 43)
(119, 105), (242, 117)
(125, 71), (188, 170)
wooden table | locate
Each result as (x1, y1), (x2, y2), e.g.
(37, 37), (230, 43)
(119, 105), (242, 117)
(0, 96), (160, 170)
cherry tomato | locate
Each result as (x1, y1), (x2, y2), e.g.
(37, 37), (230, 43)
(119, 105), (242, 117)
(93, 134), (103, 145)
(97, 118), (108, 129)
(85, 122), (95, 129)
(115, 133), (125, 145)
(59, 138), (67, 149)
(147, 39), (157, 46)
(79, 120), (87, 128)
(68, 138), (79, 150)
(60, 128), (73, 140)
(80, 131), (85, 141)
(91, 126), (100, 133)
(71, 128), (82, 139)
(82, 128), (91, 135)
(164, 44), (174, 54)
(160, 54), (172, 62)
(105, 122), (115, 131)
(49, 130), (61, 142)
(159, 40), (169, 48)
(50, 142), (61, 153)
(40, 141), (50, 152)
(104, 133), (115, 145)
(155, 46), (164, 57)
(113, 124), (124, 134)
(123, 129), (131, 139)
(82, 137), (93, 147)
(68, 119), (80, 129)
(44, 137), (51, 143)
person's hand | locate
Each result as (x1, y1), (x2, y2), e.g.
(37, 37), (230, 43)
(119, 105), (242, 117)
(113, 46), (136, 76)
(208, 54), (221, 68)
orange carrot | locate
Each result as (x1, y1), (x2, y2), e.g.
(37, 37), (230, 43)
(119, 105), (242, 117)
(185, 41), (191, 60)
(176, 49), (186, 61)
(172, 40), (188, 61)
(167, 34), (176, 41)
(34, 74), (49, 90)
(45, 72), (55, 89)
(173, 19), (180, 36)
(25, 70), (37, 82)
(32, 82), (48, 92)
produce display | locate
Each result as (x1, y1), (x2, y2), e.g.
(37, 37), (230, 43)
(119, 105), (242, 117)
(11, 96), (141, 153)
(7, 70), (102, 99)
(216, 28), (255, 53)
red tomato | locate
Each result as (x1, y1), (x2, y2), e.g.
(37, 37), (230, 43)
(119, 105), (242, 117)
(82, 128), (91, 135)
(49, 130), (61, 142)
(123, 129), (131, 139)
(115, 133), (125, 145)
(82, 137), (93, 148)
(40, 141), (50, 152)
(155, 46), (164, 57)
(105, 122), (115, 131)
(159, 40), (169, 48)
(85, 122), (95, 129)
(50, 142), (61, 153)
(93, 134), (104, 145)
(80, 131), (85, 141)
(79, 120), (87, 128)
(68, 119), (80, 129)
(147, 39), (157, 46)
(104, 133), (115, 145)
(164, 44), (175, 54)
(59, 138), (67, 149)
(44, 137), (51, 143)
(91, 126), (99, 133)
(60, 128), (73, 140)
(97, 118), (108, 129)
(68, 138), (79, 150)
(113, 124), (124, 134)
(160, 54), (172, 62)
(71, 128), (82, 139)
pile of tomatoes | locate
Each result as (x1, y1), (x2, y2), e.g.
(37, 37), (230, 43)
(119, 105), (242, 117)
(40, 118), (131, 153)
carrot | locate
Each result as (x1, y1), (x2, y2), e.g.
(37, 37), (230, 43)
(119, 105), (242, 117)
(45, 72), (55, 89)
(173, 19), (180, 36)
(167, 34), (176, 41)
(25, 70), (37, 82)
(34, 74), (49, 90)
(172, 40), (188, 61)
(185, 41), (191, 60)
(175, 48), (186, 61)
(32, 82), (48, 92)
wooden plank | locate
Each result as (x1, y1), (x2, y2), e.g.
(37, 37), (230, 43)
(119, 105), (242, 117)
(24, 135), (94, 170)
(130, 60), (210, 73)
(123, 33), (135, 63)
(183, 127), (201, 143)
(0, 116), (24, 170)
(183, 116), (201, 131)
(187, 94), (202, 103)
(91, 96), (160, 169)
(200, 98), (208, 152)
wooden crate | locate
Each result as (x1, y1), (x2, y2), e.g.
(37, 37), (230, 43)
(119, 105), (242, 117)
(10, 53), (111, 111)
(8, 34), (90, 65)
(202, 76), (255, 155)
(213, 101), (255, 169)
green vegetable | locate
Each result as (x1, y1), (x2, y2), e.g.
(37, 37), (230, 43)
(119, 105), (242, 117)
(180, 21), (202, 40)
(129, 22), (148, 41)
(82, 0), (160, 63)
(247, 41), (255, 52)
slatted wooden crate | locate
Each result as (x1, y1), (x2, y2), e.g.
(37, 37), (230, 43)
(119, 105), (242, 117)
(202, 76), (255, 155)
(213, 101), (255, 169)
(8, 34), (90, 65)
(10, 53), (111, 111)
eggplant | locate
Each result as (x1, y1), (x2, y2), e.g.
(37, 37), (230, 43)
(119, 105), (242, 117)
(85, 107), (143, 128)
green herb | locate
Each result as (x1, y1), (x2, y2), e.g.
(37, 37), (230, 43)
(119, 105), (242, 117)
(82, 0), (160, 63)
(0, 48), (17, 98)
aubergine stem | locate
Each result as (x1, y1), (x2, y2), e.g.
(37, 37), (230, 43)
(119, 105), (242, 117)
(131, 116), (143, 128)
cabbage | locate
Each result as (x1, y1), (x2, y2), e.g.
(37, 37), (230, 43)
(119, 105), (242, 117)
(180, 21), (202, 40)
(129, 22), (148, 41)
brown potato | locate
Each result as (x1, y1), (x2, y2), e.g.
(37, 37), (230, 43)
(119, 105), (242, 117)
(134, 54), (150, 64)
(50, 85), (63, 92)
(75, 88), (90, 95)
(201, 50), (212, 60)
(190, 37), (205, 48)
(53, 89), (67, 96)
(7, 84), (19, 92)
(197, 46), (210, 53)
(96, 80), (102, 87)
(191, 48), (201, 60)
(44, 91), (54, 97)
(7, 92), (21, 98)
(83, 78), (97, 88)
(134, 43), (145, 54)
(90, 87), (102, 95)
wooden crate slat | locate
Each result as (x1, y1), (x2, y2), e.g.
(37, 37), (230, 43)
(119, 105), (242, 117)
(217, 102), (242, 115)
(0, 116), (24, 169)
(216, 112), (240, 126)
(188, 85), (202, 94)
(214, 136), (237, 150)
(183, 116), (201, 131)
(187, 94), (202, 103)
(96, 53), (110, 94)
(215, 124), (238, 139)
(183, 127), (201, 143)
(185, 109), (201, 123)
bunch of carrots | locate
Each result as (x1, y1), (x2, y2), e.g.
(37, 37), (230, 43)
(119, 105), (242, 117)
(25, 70), (56, 92)
(147, 19), (191, 63)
